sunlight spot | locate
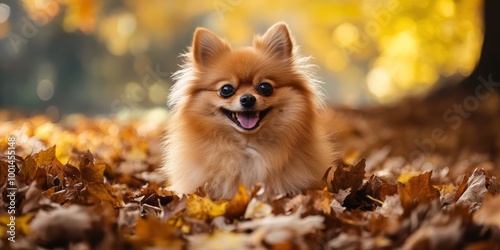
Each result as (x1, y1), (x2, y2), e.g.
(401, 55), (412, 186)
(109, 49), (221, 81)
(37, 79), (54, 101)
(437, 0), (455, 18)
(333, 22), (359, 47)
(0, 3), (10, 23)
(387, 31), (418, 57)
(366, 68), (393, 98)
(117, 13), (136, 37)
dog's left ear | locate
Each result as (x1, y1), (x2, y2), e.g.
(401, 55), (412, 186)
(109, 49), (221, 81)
(255, 22), (293, 60)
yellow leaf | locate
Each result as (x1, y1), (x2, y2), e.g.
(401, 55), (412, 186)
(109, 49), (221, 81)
(225, 184), (250, 219)
(185, 194), (227, 221)
(130, 215), (184, 248)
(0, 214), (34, 236)
(83, 182), (121, 207)
(79, 151), (105, 183)
(34, 145), (56, 167)
(397, 172), (419, 184)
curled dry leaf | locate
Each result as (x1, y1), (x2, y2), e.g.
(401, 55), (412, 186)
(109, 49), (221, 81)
(238, 209), (324, 245)
(456, 169), (489, 211)
(244, 198), (273, 219)
(378, 195), (403, 218)
(329, 159), (366, 207)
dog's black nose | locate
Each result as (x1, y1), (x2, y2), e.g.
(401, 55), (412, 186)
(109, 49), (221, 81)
(240, 94), (256, 108)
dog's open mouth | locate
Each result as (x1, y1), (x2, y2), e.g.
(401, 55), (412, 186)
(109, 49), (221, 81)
(221, 107), (271, 130)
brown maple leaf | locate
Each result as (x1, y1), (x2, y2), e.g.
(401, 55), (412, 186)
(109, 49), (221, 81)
(79, 150), (106, 184)
(330, 159), (366, 207)
(398, 171), (440, 216)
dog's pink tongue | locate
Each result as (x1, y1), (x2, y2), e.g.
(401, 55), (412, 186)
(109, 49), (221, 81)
(238, 112), (259, 129)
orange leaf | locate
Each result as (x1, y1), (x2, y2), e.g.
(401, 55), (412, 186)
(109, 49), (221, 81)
(130, 215), (184, 248)
(19, 155), (37, 184)
(83, 182), (121, 206)
(225, 184), (250, 219)
(454, 175), (469, 202)
(404, 171), (440, 205)
(34, 145), (56, 167)
(397, 182), (413, 217)
(79, 151), (105, 183)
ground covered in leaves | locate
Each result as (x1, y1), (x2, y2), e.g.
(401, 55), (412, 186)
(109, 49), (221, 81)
(1, 102), (500, 249)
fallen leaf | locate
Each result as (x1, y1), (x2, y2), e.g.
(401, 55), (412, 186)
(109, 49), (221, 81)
(33, 145), (56, 167)
(454, 174), (469, 202)
(334, 188), (351, 205)
(310, 190), (334, 215)
(19, 155), (37, 184)
(378, 195), (403, 218)
(330, 199), (345, 216)
(130, 215), (183, 249)
(238, 210), (324, 245)
(82, 182), (121, 206)
(184, 194), (227, 221)
(397, 172), (420, 184)
(244, 198), (273, 219)
(0, 214), (33, 237)
(225, 184), (250, 219)
(330, 159), (366, 207)
(397, 182), (413, 216)
(79, 151), (105, 183)
(0, 160), (9, 187)
(404, 171), (440, 205)
(457, 169), (488, 211)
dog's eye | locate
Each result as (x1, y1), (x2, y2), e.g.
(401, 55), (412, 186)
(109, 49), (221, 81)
(257, 82), (273, 96)
(220, 84), (235, 98)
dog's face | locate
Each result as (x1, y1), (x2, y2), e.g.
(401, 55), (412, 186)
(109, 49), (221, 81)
(173, 23), (320, 136)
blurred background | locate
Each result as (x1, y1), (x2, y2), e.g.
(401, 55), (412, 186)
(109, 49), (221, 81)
(0, 0), (484, 119)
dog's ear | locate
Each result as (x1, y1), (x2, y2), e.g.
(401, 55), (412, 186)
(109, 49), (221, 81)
(192, 28), (230, 67)
(255, 22), (293, 60)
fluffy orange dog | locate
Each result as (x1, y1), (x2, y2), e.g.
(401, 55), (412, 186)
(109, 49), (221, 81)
(162, 22), (335, 199)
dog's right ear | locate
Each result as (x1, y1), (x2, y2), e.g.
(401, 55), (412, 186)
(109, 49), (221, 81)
(192, 28), (230, 67)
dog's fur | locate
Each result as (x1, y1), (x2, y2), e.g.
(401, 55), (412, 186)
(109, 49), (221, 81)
(161, 22), (335, 199)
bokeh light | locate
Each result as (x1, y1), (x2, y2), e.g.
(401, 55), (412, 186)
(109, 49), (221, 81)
(0, 0), (485, 113)
(0, 3), (10, 23)
(37, 79), (54, 101)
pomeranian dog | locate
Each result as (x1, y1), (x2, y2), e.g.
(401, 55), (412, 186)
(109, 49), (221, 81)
(162, 22), (335, 199)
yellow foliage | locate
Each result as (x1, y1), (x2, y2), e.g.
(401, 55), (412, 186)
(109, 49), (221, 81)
(397, 172), (420, 184)
(0, 214), (34, 236)
(19, 0), (484, 104)
(185, 194), (227, 221)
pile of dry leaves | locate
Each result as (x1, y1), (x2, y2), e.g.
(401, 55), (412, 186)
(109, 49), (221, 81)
(0, 107), (499, 249)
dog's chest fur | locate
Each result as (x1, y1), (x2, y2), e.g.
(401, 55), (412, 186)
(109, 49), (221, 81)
(204, 138), (270, 196)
